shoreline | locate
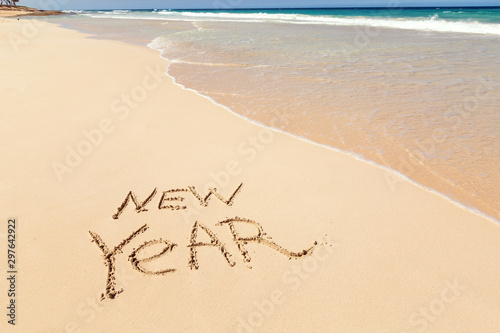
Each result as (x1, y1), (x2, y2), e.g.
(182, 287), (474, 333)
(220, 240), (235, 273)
(2, 19), (500, 332)
(145, 25), (500, 222)
(48, 15), (500, 225)
(158, 51), (500, 227)
(47, 14), (500, 224)
(147, 40), (500, 227)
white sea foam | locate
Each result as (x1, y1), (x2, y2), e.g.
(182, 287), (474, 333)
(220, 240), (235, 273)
(62, 10), (85, 14)
(74, 10), (500, 36)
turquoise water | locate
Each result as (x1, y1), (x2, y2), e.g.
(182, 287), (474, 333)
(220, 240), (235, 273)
(68, 7), (500, 23)
(153, 7), (500, 23)
(64, 7), (500, 35)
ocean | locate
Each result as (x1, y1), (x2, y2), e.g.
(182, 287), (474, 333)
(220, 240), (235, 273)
(50, 7), (500, 221)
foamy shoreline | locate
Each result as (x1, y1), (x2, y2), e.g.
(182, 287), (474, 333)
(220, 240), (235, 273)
(1, 19), (500, 332)
(149, 43), (500, 227)
(65, 9), (500, 35)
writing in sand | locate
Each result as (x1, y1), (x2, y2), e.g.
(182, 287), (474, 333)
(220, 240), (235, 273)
(89, 183), (317, 301)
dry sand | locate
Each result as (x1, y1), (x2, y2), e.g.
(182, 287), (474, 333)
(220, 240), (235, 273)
(1, 19), (500, 332)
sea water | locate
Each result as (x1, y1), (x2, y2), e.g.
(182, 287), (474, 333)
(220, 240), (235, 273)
(51, 7), (500, 220)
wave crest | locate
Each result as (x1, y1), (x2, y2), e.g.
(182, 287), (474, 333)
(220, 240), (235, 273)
(74, 10), (500, 36)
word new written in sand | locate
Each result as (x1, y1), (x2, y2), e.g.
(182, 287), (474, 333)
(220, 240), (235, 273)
(89, 183), (316, 301)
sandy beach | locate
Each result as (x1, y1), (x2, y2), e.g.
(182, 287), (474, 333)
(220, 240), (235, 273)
(1, 18), (500, 332)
